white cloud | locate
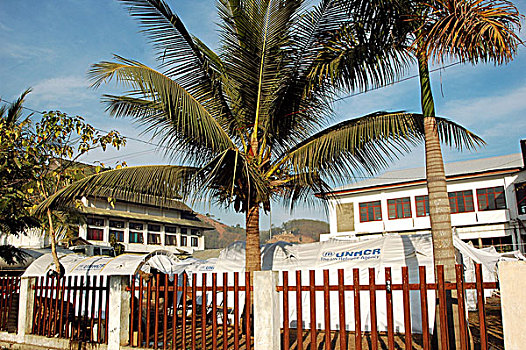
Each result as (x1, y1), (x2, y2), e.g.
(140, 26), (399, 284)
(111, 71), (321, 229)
(29, 75), (94, 108)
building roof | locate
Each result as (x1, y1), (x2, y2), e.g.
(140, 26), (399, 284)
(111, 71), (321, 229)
(331, 153), (524, 194)
(87, 191), (192, 212)
(79, 206), (213, 229)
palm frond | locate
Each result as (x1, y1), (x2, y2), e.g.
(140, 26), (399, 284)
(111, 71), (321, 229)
(3, 88), (32, 126)
(35, 165), (199, 216)
(278, 112), (484, 184)
(89, 57), (235, 160)
(421, 0), (523, 64)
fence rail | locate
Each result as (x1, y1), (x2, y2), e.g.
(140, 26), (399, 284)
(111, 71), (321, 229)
(128, 271), (253, 350)
(278, 264), (497, 350)
(31, 275), (109, 344)
(0, 276), (20, 333)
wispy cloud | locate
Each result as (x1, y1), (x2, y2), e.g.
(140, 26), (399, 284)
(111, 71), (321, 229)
(29, 75), (95, 109)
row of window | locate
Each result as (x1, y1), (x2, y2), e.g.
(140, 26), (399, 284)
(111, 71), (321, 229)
(359, 186), (506, 222)
(85, 217), (201, 247)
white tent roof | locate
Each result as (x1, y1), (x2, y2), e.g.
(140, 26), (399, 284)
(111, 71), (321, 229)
(22, 250), (193, 277)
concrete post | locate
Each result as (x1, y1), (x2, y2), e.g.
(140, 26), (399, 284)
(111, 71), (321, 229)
(107, 275), (131, 350)
(253, 271), (281, 350)
(498, 261), (526, 350)
(17, 277), (35, 341)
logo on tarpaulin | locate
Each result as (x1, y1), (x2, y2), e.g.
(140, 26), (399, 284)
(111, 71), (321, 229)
(320, 248), (381, 262)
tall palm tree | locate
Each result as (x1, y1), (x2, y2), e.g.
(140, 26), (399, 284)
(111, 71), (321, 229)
(37, 0), (483, 272)
(324, 0), (522, 281)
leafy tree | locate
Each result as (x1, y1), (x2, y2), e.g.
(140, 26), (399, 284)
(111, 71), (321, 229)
(38, 0), (481, 272)
(332, 0), (522, 280)
(0, 89), (126, 272)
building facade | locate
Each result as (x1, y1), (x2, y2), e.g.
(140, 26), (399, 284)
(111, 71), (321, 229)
(78, 195), (212, 254)
(322, 144), (526, 252)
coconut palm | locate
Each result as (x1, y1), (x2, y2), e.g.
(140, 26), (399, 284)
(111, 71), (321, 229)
(38, 0), (483, 272)
(321, 0), (522, 280)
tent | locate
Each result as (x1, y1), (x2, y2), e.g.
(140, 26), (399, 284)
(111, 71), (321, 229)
(191, 234), (510, 334)
(22, 250), (194, 277)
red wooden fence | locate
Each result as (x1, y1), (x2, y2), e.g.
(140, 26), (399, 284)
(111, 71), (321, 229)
(128, 271), (252, 350)
(31, 275), (109, 343)
(0, 276), (20, 333)
(278, 264), (497, 350)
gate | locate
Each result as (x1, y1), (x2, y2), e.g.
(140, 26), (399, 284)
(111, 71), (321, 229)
(0, 276), (20, 333)
(278, 264), (499, 350)
(128, 271), (253, 349)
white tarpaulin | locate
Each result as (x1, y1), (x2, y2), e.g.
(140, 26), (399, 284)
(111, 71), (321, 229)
(22, 250), (188, 277)
(194, 233), (506, 334)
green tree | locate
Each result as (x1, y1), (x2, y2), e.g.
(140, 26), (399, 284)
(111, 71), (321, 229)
(331, 0), (522, 280)
(0, 89), (126, 273)
(38, 0), (482, 272)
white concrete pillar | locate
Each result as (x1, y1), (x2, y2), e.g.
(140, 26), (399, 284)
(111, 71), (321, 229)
(253, 271), (281, 350)
(107, 275), (131, 350)
(498, 261), (526, 350)
(17, 277), (35, 341)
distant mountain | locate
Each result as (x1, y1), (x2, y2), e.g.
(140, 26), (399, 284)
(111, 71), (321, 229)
(198, 215), (329, 248)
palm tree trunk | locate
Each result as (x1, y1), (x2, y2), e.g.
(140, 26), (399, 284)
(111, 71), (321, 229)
(245, 204), (262, 272)
(418, 48), (462, 349)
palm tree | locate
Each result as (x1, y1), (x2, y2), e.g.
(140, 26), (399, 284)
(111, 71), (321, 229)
(325, 0), (522, 281)
(38, 0), (482, 272)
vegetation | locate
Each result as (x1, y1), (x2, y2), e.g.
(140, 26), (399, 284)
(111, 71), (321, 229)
(0, 89), (126, 271)
(339, 0), (522, 280)
(38, 0), (482, 272)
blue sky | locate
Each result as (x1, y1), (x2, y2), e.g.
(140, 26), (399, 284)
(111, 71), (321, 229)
(1, 0), (525, 228)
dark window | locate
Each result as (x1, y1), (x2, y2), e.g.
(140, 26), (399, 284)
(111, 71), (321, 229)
(449, 190), (474, 213)
(415, 195), (429, 217)
(191, 229), (201, 236)
(148, 224), (161, 232)
(87, 228), (103, 241)
(165, 235), (178, 246)
(165, 225), (178, 234)
(387, 197), (411, 219)
(517, 183), (526, 215)
(477, 186), (506, 211)
(180, 228), (187, 235)
(191, 237), (199, 247)
(359, 201), (382, 222)
(109, 220), (125, 229)
(129, 222), (143, 231)
(87, 217), (104, 227)
(181, 235), (188, 246)
(109, 230), (124, 242)
(148, 233), (161, 245)
(129, 231), (143, 243)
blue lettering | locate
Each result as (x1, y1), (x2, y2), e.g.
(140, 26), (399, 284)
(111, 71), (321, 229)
(364, 249), (371, 255)
(354, 250), (362, 256)
(373, 249), (381, 255)
(336, 252), (344, 258)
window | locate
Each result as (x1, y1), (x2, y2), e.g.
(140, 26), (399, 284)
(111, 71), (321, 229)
(109, 220), (125, 229)
(129, 222), (143, 231)
(449, 190), (474, 213)
(359, 201), (382, 222)
(165, 235), (178, 246)
(181, 235), (188, 246)
(191, 229), (201, 236)
(148, 233), (161, 245)
(415, 195), (429, 217)
(129, 231), (143, 243)
(180, 228), (187, 235)
(387, 197), (411, 219)
(87, 217), (104, 227)
(87, 228), (103, 241)
(165, 225), (178, 234)
(516, 183), (526, 215)
(109, 230), (124, 242)
(148, 224), (161, 232)
(191, 237), (199, 247)
(477, 186), (506, 211)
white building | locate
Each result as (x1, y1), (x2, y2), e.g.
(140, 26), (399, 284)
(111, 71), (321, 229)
(77, 195), (212, 254)
(321, 142), (526, 252)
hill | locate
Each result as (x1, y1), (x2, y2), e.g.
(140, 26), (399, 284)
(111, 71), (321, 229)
(199, 215), (329, 248)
